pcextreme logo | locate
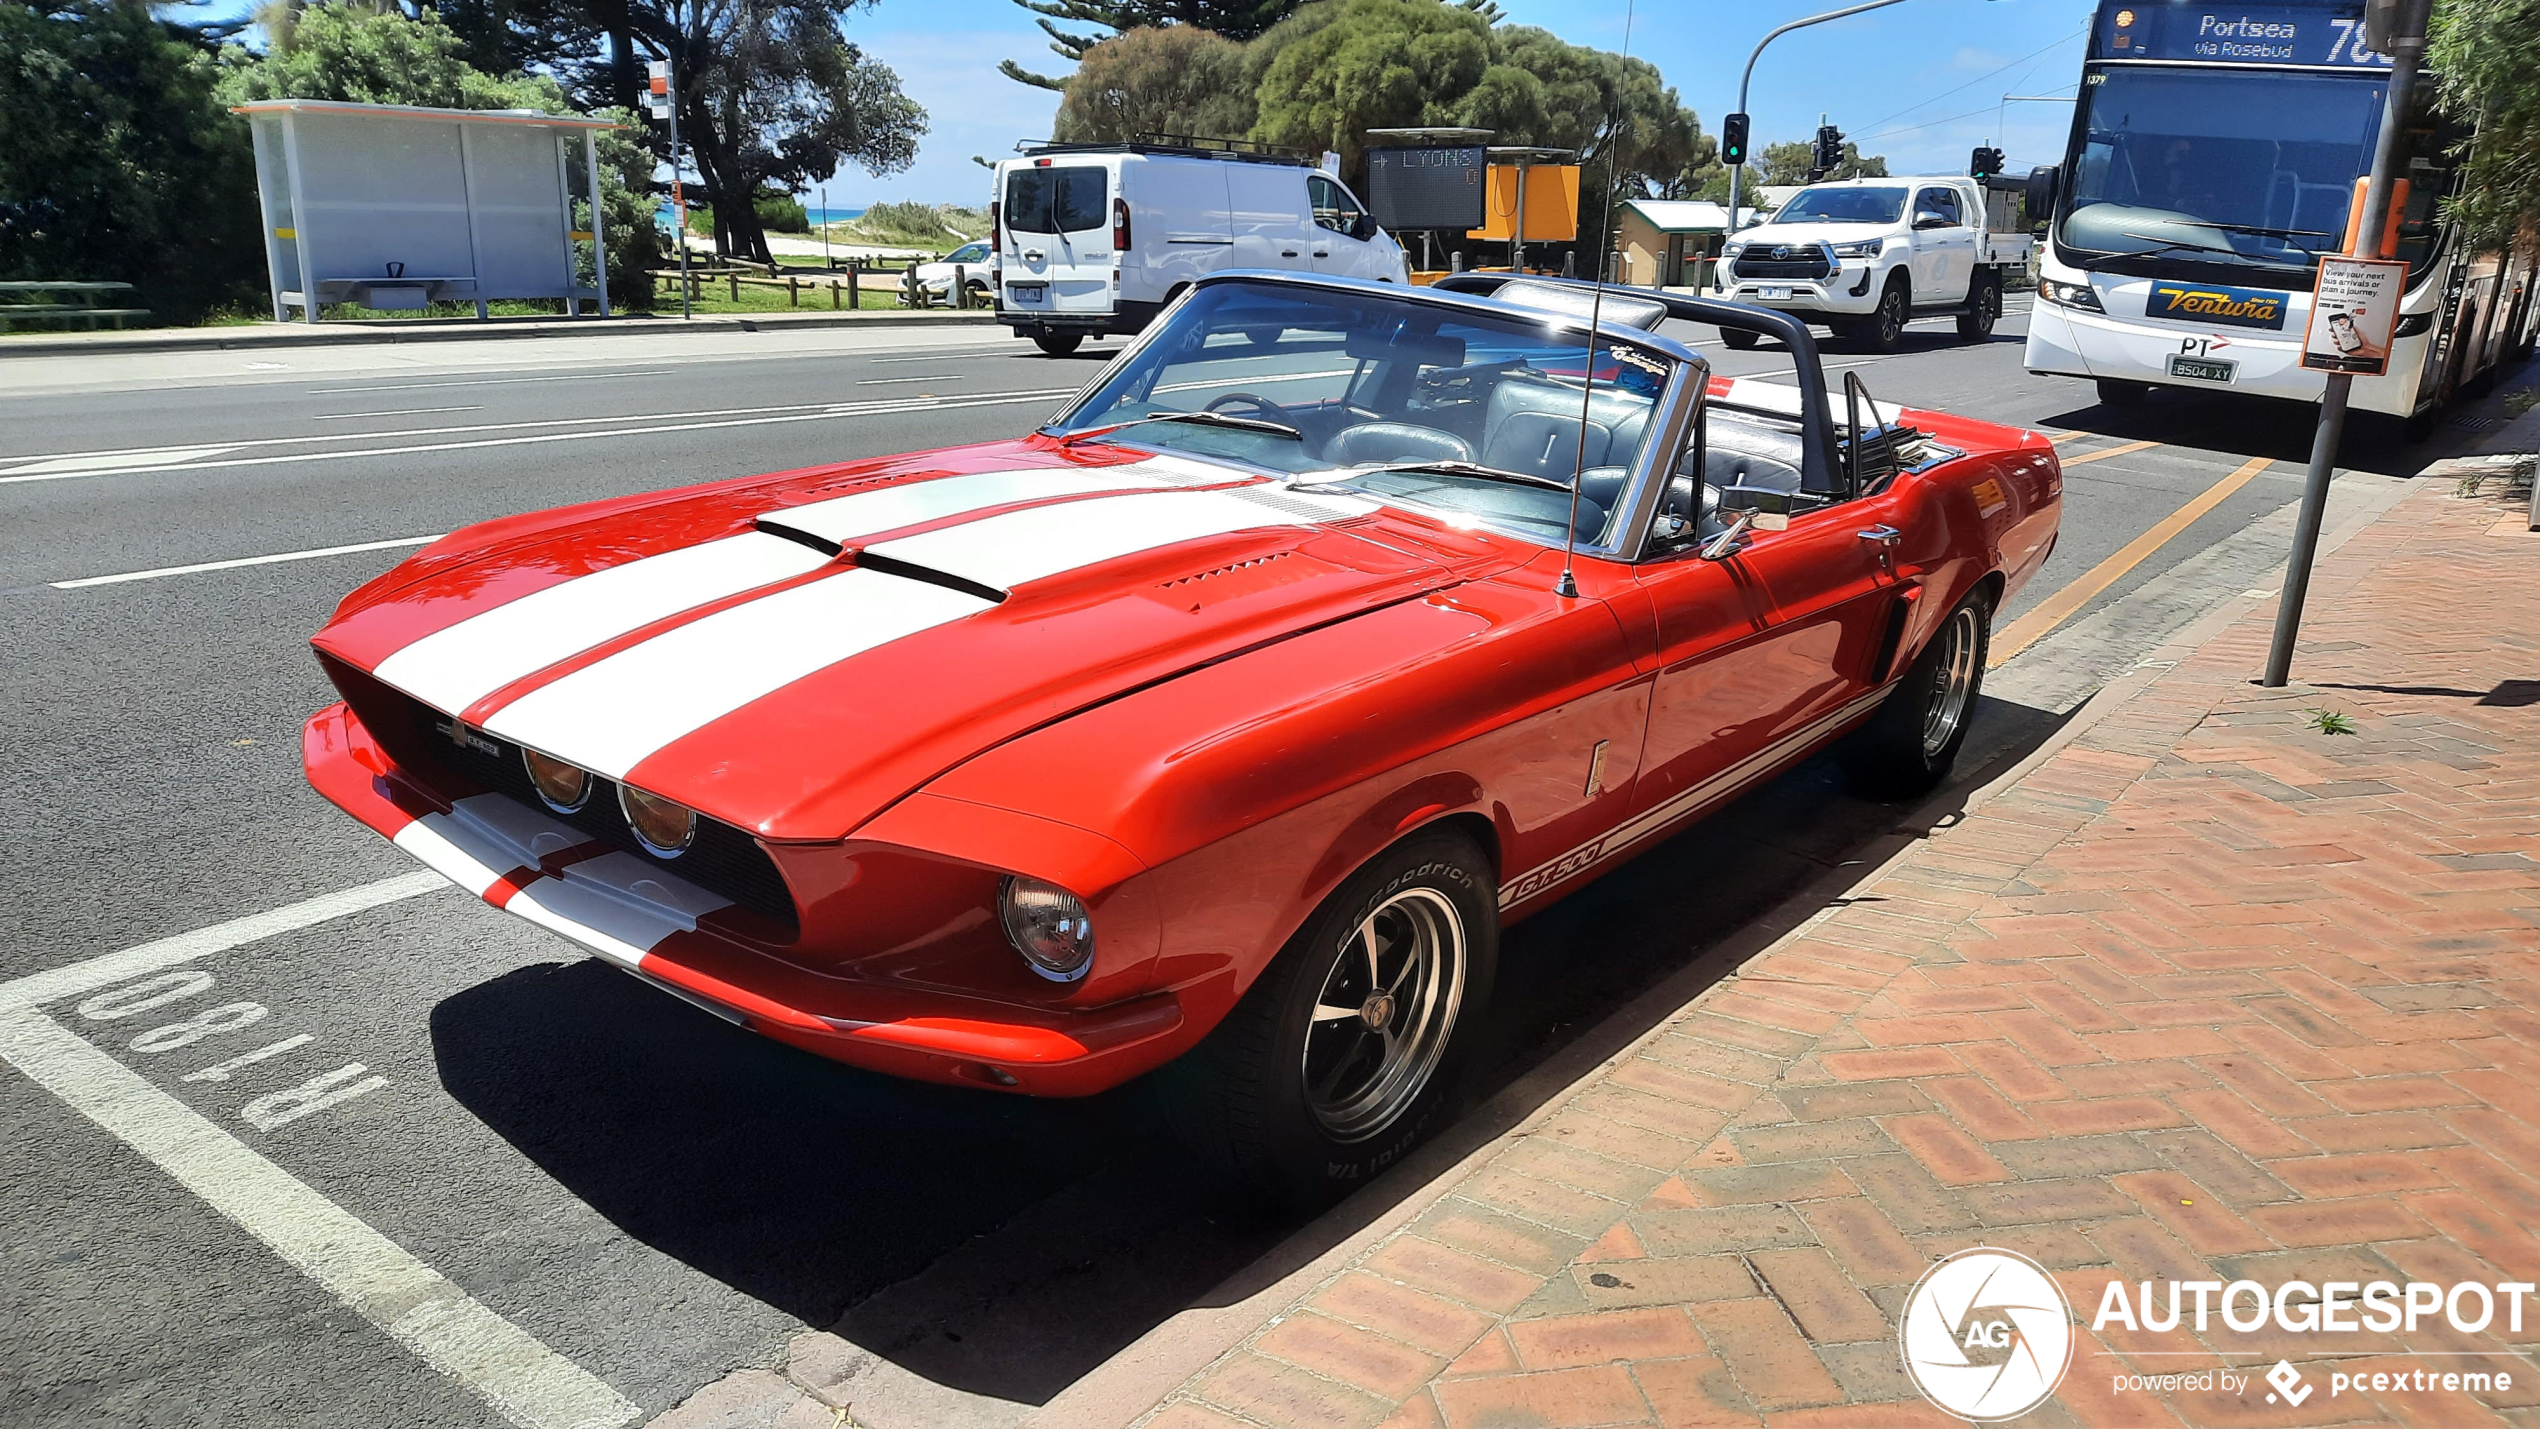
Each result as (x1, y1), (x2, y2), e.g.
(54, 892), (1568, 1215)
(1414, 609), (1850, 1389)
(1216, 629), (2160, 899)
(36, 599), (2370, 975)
(1899, 1247), (2075, 1421)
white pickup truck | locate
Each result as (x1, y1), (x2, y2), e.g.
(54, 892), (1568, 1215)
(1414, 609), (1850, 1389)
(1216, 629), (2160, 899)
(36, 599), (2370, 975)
(1711, 176), (2033, 351)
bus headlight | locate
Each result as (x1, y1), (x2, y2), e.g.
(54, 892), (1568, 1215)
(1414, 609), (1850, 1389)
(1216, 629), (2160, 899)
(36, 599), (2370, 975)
(2040, 278), (2104, 312)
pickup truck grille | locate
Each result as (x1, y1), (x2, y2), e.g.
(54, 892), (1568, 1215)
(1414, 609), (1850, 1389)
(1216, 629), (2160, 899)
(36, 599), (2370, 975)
(1732, 244), (1833, 281)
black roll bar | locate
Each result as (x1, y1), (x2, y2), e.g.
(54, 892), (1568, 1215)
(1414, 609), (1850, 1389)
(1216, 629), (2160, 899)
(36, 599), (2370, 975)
(1428, 272), (1845, 500)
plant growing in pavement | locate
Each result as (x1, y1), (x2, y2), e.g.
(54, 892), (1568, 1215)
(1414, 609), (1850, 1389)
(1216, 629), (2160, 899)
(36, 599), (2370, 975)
(2307, 709), (2359, 736)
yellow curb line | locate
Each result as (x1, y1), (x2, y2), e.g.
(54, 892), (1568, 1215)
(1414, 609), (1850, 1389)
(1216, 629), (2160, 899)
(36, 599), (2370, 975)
(2057, 437), (2164, 465)
(1990, 453), (2275, 667)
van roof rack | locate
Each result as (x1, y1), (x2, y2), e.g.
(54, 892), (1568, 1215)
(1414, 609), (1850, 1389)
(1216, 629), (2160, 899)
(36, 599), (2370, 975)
(1015, 133), (1318, 167)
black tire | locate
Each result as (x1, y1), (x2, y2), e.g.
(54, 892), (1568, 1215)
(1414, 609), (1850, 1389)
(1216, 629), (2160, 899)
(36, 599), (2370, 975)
(1718, 326), (1761, 351)
(2096, 378), (2151, 408)
(965, 281), (991, 308)
(1031, 330), (1084, 357)
(1158, 830), (1498, 1211)
(1840, 587), (1992, 800)
(1857, 274), (1910, 352)
(1244, 325), (1284, 348)
(1956, 270), (2002, 341)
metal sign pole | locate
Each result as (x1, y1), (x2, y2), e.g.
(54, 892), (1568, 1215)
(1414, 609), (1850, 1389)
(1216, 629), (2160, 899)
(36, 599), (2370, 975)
(2262, 0), (2429, 686)
(650, 59), (692, 321)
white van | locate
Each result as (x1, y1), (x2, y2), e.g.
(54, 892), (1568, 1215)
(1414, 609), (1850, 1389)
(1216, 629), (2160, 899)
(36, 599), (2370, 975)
(993, 140), (1410, 355)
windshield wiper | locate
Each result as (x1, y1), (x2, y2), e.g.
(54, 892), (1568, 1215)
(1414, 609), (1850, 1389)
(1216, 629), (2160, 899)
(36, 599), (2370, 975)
(1299, 460), (1576, 494)
(2187, 219), (2334, 242)
(2115, 232), (2278, 265)
(1055, 410), (1304, 446)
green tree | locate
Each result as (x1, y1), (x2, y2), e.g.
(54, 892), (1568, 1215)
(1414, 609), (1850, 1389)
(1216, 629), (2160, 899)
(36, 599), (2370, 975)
(219, 4), (663, 308)
(1052, 24), (1257, 142)
(1247, 0), (1493, 179)
(1751, 138), (1886, 187)
(0, 0), (265, 322)
(2429, 0), (2540, 251)
(999, 0), (1302, 90)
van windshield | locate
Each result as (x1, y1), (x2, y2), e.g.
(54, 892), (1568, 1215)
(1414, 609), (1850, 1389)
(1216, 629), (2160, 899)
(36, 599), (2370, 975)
(1005, 166), (1107, 235)
(1776, 187), (1907, 224)
(1047, 281), (1676, 550)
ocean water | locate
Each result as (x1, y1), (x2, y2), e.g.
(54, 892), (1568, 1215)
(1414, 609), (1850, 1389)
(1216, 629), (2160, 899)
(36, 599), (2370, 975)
(653, 203), (866, 225)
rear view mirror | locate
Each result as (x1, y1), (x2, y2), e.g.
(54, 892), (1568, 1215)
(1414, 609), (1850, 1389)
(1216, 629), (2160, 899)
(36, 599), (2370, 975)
(1344, 326), (1466, 367)
(2025, 165), (2059, 223)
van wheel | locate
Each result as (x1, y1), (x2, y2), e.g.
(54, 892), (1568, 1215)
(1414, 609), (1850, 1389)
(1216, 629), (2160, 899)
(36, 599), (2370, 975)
(1719, 327), (1760, 351)
(1244, 326), (1283, 348)
(1956, 271), (2001, 340)
(1031, 331), (1083, 357)
(1841, 587), (1991, 800)
(2096, 378), (2150, 408)
(1157, 829), (1497, 1211)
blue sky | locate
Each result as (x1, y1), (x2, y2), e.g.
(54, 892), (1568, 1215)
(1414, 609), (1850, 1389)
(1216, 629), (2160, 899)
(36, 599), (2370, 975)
(189, 0), (2100, 206)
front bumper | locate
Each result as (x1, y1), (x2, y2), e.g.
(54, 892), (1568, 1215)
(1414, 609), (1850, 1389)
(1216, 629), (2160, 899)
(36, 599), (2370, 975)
(1713, 260), (1880, 316)
(303, 700), (1186, 1096)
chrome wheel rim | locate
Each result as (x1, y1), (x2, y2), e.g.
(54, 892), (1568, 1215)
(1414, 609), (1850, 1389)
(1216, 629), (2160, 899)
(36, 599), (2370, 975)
(1921, 606), (1983, 758)
(1301, 888), (1467, 1143)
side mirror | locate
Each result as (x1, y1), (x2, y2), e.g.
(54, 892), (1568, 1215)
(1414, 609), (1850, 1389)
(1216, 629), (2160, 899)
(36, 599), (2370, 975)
(2025, 165), (2060, 224)
(1914, 212), (1951, 230)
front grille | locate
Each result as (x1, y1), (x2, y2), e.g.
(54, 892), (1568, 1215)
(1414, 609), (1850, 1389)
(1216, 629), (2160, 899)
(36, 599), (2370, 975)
(403, 702), (800, 937)
(1732, 245), (1833, 281)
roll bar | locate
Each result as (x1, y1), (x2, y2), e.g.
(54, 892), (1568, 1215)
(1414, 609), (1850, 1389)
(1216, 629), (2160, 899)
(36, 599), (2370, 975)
(1428, 272), (1845, 501)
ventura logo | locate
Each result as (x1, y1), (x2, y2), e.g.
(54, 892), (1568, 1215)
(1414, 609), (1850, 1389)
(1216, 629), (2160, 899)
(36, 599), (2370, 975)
(2148, 282), (2290, 330)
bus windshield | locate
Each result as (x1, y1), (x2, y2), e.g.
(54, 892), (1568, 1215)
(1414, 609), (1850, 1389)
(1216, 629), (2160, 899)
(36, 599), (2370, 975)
(2061, 67), (2383, 273)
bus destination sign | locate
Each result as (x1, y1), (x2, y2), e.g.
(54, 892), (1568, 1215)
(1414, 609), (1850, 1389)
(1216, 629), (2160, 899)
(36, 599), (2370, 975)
(2100, 4), (2395, 66)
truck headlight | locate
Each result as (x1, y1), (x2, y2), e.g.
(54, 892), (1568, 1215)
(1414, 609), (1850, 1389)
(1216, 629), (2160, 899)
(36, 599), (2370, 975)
(1829, 239), (1883, 258)
(2040, 278), (2105, 312)
(1000, 876), (1094, 981)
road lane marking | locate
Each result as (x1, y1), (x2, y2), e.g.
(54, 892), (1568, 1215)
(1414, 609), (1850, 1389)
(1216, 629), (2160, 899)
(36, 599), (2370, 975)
(51, 535), (444, 589)
(305, 370), (674, 395)
(2058, 438), (2162, 466)
(316, 407), (484, 420)
(0, 1007), (639, 1429)
(0, 873), (639, 1428)
(854, 375), (960, 384)
(0, 387), (1086, 486)
(1, 446), (238, 476)
(0, 873), (449, 1007)
(1990, 454), (2273, 667)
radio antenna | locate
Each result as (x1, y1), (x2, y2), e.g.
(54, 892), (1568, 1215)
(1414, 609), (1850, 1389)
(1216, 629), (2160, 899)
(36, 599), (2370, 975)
(1557, 0), (1637, 600)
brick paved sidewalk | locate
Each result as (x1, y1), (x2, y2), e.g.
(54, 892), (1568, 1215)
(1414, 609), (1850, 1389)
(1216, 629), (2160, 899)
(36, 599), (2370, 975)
(1137, 479), (2540, 1429)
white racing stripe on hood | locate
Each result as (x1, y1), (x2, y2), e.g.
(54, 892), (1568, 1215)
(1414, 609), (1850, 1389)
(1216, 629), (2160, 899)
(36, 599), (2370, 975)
(481, 567), (993, 780)
(865, 488), (1313, 592)
(771, 465), (1182, 547)
(374, 532), (830, 716)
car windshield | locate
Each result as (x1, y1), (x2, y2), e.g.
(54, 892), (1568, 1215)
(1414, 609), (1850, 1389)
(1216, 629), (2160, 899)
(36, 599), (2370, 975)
(1046, 281), (1677, 550)
(2061, 67), (2383, 272)
(1774, 187), (1907, 224)
(945, 243), (988, 263)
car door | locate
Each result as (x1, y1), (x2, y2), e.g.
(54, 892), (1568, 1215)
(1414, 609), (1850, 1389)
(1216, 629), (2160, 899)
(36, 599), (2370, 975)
(1228, 165), (1317, 272)
(1002, 162), (1113, 317)
(1307, 173), (1373, 276)
(1911, 186), (1971, 298)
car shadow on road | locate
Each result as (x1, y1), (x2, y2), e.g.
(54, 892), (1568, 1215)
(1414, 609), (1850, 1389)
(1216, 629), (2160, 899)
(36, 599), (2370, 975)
(2039, 385), (2439, 477)
(430, 690), (2072, 1411)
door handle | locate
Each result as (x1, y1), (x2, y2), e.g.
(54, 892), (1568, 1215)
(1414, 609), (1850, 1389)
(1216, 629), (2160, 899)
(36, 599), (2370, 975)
(1857, 525), (1902, 546)
(1280, 250), (1299, 258)
(1313, 250), (1329, 258)
(1022, 248), (1044, 263)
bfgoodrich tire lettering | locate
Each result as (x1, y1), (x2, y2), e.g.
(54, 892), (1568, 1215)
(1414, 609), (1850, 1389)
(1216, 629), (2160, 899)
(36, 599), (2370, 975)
(1158, 831), (1498, 1210)
(1840, 587), (1992, 799)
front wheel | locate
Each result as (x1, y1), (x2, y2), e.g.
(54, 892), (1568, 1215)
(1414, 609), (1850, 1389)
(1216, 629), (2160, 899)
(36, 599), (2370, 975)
(1158, 830), (1498, 1210)
(1956, 271), (2001, 341)
(1031, 330), (1083, 357)
(1840, 588), (1991, 800)
(2096, 378), (2150, 408)
(1856, 275), (1909, 352)
(1718, 326), (1760, 351)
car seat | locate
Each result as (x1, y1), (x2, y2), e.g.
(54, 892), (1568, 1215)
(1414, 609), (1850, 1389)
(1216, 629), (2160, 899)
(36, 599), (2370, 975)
(1326, 421), (1477, 467)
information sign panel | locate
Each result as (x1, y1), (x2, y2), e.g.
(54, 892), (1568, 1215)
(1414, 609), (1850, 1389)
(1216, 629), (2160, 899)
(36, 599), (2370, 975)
(1364, 146), (1487, 231)
(2300, 255), (2406, 374)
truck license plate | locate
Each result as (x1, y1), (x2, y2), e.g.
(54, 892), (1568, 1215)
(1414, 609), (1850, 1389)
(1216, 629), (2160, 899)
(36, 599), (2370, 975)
(1758, 285), (1792, 301)
(2167, 354), (2236, 384)
(1008, 283), (1046, 302)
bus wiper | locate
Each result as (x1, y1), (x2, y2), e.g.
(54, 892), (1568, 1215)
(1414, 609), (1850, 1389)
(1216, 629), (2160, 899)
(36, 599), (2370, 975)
(2187, 219), (2334, 241)
(1057, 410), (1304, 446)
(2117, 232), (2274, 264)
(1302, 460), (1576, 494)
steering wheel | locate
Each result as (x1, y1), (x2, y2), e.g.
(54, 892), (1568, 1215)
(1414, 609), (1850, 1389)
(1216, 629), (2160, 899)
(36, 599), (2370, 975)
(1205, 391), (1296, 426)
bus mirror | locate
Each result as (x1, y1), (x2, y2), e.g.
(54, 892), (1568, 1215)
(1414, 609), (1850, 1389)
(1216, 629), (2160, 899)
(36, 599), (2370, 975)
(2024, 166), (2059, 224)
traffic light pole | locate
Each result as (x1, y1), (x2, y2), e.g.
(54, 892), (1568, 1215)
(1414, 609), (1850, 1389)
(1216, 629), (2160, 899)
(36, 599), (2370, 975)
(1724, 0), (1911, 232)
(2261, 0), (2427, 686)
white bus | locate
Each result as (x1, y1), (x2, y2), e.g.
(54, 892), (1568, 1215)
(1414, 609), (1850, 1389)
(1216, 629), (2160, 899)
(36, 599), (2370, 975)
(2023, 0), (2537, 435)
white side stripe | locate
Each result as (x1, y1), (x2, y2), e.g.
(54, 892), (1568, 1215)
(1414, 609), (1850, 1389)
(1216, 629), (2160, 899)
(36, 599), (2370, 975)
(867, 488), (1311, 592)
(483, 568), (994, 780)
(769, 466), (1179, 547)
(373, 532), (829, 717)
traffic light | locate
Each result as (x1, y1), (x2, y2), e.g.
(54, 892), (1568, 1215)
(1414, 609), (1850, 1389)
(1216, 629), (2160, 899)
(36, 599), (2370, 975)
(1721, 112), (1749, 168)
(1813, 124), (1845, 176)
(1969, 146), (2004, 179)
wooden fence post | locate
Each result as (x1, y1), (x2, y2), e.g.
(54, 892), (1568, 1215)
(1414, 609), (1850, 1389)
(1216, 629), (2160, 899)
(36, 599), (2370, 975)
(848, 266), (860, 309)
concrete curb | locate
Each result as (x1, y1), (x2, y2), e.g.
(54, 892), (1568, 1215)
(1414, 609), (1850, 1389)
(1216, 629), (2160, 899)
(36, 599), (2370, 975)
(0, 308), (1001, 360)
(1020, 475), (2423, 1429)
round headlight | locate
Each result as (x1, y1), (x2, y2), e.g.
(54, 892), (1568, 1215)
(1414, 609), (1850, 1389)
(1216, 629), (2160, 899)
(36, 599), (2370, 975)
(522, 748), (591, 813)
(618, 784), (696, 856)
(999, 876), (1094, 981)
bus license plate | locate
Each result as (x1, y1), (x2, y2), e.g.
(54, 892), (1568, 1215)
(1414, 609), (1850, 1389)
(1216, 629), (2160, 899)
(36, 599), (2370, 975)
(1758, 285), (1792, 301)
(1008, 283), (1046, 302)
(2168, 354), (2236, 384)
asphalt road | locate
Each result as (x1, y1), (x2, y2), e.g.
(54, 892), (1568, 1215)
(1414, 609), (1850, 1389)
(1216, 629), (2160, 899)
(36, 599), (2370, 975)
(0, 300), (2473, 1429)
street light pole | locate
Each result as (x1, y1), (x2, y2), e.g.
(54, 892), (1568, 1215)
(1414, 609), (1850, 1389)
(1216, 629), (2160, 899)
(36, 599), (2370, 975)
(1997, 94), (2073, 148)
(1724, 0), (1912, 233)
(2262, 0), (2429, 686)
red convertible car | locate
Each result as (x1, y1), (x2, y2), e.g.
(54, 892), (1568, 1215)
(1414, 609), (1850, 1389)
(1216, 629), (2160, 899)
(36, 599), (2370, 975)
(305, 272), (2059, 1200)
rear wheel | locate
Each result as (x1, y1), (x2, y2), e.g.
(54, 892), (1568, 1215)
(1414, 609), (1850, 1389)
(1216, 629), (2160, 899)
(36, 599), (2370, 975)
(1158, 830), (1497, 1210)
(1841, 588), (1991, 800)
(1718, 327), (1760, 351)
(1956, 270), (2002, 341)
(1031, 330), (1084, 357)
(2096, 378), (2151, 408)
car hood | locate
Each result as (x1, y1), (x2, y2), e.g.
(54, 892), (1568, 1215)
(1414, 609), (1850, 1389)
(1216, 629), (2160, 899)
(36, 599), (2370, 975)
(315, 442), (1520, 842)
(1735, 222), (1888, 249)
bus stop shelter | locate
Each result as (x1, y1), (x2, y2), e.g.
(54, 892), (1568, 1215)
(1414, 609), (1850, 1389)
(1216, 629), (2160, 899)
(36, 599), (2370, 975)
(233, 99), (618, 322)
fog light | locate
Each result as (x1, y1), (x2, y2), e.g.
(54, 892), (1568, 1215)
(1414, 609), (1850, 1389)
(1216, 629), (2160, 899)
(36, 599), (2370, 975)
(619, 784), (696, 856)
(521, 748), (591, 813)
(999, 875), (1094, 981)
